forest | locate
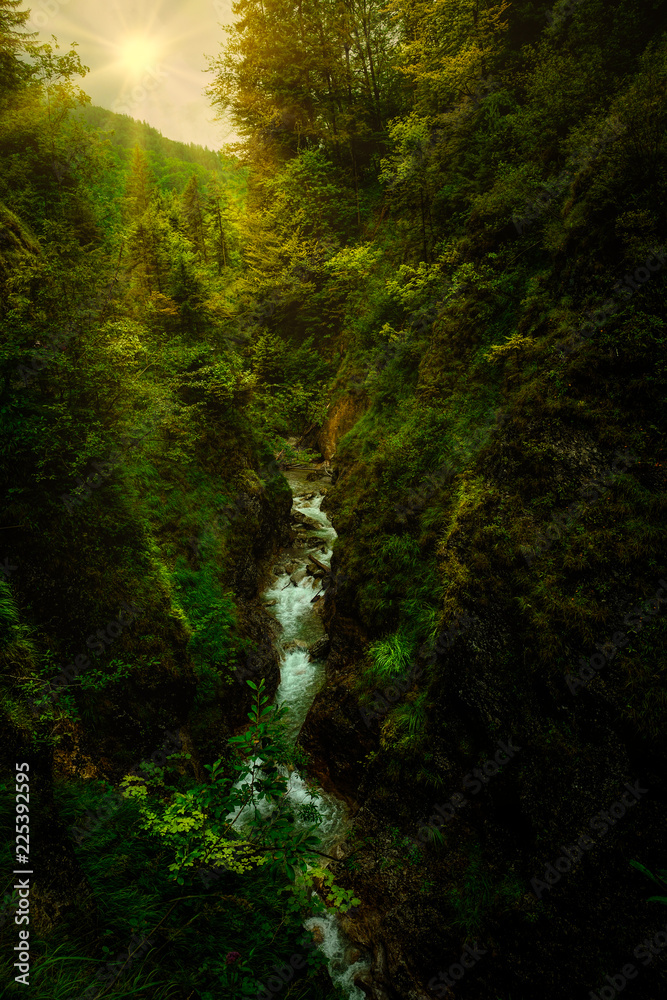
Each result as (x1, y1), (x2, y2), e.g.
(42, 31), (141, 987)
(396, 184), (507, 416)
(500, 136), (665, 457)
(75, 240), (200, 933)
(1, 0), (667, 997)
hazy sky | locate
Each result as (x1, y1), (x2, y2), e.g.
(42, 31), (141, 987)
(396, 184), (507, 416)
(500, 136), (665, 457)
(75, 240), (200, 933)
(22, 0), (236, 149)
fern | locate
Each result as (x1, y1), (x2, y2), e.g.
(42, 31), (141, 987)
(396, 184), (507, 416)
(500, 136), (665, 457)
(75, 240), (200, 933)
(630, 859), (667, 905)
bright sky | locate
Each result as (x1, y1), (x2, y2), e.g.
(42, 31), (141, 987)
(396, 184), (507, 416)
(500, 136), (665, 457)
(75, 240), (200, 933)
(22, 0), (236, 149)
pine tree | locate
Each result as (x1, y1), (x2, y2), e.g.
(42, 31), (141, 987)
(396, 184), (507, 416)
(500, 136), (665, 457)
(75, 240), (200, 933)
(123, 145), (156, 221)
(0, 0), (34, 99)
(181, 174), (208, 262)
(207, 181), (231, 273)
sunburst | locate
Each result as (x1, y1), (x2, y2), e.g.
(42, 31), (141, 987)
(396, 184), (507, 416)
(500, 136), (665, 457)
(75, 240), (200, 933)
(116, 35), (162, 77)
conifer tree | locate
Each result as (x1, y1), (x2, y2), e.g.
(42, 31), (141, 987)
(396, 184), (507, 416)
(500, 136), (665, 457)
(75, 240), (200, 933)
(0, 0), (34, 98)
(182, 174), (209, 262)
(123, 145), (156, 221)
(207, 180), (232, 273)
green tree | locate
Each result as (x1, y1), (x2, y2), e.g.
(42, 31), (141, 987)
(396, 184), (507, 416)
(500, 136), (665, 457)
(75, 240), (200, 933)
(181, 173), (209, 261)
(206, 0), (401, 170)
(0, 0), (34, 98)
(123, 144), (156, 221)
(206, 179), (234, 273)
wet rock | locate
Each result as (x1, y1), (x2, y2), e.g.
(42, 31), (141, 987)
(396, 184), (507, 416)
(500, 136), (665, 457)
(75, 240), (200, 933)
(308, 635), (330, 660)
(292, 511), (322, 530)
(273, 564), (287, 575)
(353, 972), (372, 996)
(346, 947), (363, 965)
(229, 471), (292, 598)
(353, 972), (391, 999)
(283, 639), (308, 652)
(311, 925), (325, 945)
(295, 534), (321, 551)
(297, 614), (374, 802)
(290, 568), (308, 585)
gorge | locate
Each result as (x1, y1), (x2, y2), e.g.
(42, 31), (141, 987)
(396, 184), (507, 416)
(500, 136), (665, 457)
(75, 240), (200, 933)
(2, 0), (667, 998)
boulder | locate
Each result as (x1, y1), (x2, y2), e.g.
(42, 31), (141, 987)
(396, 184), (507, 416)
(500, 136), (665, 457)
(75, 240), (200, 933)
(352, 972), (374, 998)
(304, 534), (325, 546)
(309, 635), (330, 660)
(292, 511), (322, 530)
(283, 639), (308, 652)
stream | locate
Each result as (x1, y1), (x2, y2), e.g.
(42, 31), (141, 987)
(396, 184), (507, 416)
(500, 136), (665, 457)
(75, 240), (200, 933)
(232, 466), (369, 999)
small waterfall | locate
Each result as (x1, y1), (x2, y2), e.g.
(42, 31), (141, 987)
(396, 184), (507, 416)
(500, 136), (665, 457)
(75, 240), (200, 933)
(231, 466), (369, 998)
(304, 911), (369, 999)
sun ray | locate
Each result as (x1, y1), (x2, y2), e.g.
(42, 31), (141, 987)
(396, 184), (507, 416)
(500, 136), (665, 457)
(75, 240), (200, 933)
(24, 0), (231, 146)
(114, 34), (163, 78)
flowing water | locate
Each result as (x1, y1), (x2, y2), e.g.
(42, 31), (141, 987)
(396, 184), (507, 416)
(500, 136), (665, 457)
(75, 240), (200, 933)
(232, 467), (369, 998)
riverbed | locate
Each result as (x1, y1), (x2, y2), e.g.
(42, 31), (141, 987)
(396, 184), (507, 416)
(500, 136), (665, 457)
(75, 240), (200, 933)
(235, 466), (369, 998)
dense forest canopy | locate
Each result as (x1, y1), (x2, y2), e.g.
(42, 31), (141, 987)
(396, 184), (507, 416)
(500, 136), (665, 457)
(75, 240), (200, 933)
(2, 0), (667, 997)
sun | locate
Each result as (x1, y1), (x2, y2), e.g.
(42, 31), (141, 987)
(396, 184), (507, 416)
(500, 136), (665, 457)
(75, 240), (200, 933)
(117, 35), (161, 74)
